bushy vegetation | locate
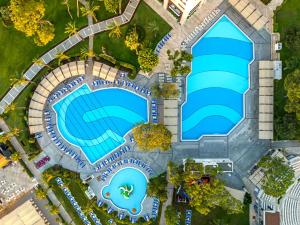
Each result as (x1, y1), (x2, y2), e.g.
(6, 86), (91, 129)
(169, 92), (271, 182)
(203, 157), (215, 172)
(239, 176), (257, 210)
(147, 173), (168, 202)
(133, 123), (172, 151)
(151, 83), (179, 99)
(274, 0), (300, 140)
(168, 160), (244, 215)
(258, 156), (294, 197)
(167, 50), (192, 77)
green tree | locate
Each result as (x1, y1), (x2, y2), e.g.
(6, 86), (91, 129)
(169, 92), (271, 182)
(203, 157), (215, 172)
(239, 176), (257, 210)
(34, 21), (55, 46)
(179, 65), (191, 75)
(0, 6), (12, 26)
(55, 52), (70, 65)
(284, 69), (300, 120)
(103, 0), (118, 14)
(147, 174), (168, 202)
(165, 205), (179, 225)
(146, 21), (159, 37)
(35, 187), (47, 199)
(49, 205), (59, 215)
(0, 128), (20, 143)
(65, 22), (78, 37)
(11, 151), (21, 161)
(9, 0), (54, 46)
(108, 21), (122, 39)
(151, 83), (161, 98)
(80, 4), (99, 22)
(62, 0), (73, 19)
(258, 156), (294, 197)
(275, 113), (300, 140)
(168, 161), (182, 188)
(124, 27), (140, 53)
(132, 123), (172, 151)
(138, 48), (158, 72)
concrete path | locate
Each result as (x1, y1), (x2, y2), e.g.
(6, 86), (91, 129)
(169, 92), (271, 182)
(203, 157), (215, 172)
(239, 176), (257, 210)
(0, 119), (75, 225)
(159, 170), (174, 225)
(0, 0), (141, 114)
(268, 0), (284, 11)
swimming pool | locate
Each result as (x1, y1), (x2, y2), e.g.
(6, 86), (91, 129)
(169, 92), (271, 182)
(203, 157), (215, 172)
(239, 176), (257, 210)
(53, 84), (148, 164)
(181, 15), (254, 140)
(102, 167), (147, 215)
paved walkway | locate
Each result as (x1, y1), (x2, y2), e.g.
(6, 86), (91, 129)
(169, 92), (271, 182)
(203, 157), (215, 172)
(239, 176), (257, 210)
(268, 0), (284, 11)
(149, 0), (223, 74)
(159, 169), (174, 225)
(0, 0), (141, 114)
(0, 119), (75, 225)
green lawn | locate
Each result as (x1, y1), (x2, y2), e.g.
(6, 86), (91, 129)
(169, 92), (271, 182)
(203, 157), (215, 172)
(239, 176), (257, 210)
(273, 0), (300, 139)
(176, 203), (249, 225)
(2, 0), (171, 157)
(0, 0), (87, 98)
(93, 1), (172, 69)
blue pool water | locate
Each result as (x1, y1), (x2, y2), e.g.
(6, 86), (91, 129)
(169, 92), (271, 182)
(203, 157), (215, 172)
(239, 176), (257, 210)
(53, 84), (148, 164)
(102, 167), (147, 215)
(181, 15), (254, 140)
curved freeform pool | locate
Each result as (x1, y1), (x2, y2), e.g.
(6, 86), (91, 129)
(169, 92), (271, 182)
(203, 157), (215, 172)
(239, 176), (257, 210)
(52, 84), (148, 164)
(181, 15), (254, 140)
(102, 167), (148, 215)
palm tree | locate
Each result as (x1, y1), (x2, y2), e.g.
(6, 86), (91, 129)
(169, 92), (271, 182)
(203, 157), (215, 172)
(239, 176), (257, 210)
(108, 21), (122, 39)
(42, 171), (54, 183)
(80, 4), (100, 22)
(4, 103), (16, 114)
(10, 77), (29, 86)
(1, 128), (21, 143)
(64, 22), (78, 37)
(35, 187), (47, 200)
(82, 205), (93, 214)
(146, 21), (159, 37)
(118, 0), (123, 14)
(62, 0), (73, 19)
(50, 205), (60, 215)
(11, 151), (21, 162)
(55, 52), (70, 65)
(80, 48), (95, 60)
(32, 58), (52, 69)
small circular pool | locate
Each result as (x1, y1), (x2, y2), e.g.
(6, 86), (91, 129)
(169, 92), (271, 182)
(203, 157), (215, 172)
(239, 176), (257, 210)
(102, 167), (147, 215)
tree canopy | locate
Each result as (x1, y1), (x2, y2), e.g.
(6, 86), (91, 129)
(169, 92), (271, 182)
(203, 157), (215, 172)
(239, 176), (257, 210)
(103, 0), (118, 14)
(258, 156), (294, 197)
(9, 0), (54, 46)
(132, 123), (172, 151)
(138, 48), (158, 72)
(168, 160), (243, 215)
(124, 27), (140, 53)
(147, 174), (168, 202)
(165, 205), (179, 225)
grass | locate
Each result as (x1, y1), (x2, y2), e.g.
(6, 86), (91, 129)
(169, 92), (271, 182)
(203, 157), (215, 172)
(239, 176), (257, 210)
(93, 0), (171, 69)
(273, 0), (300, 139)
(0, 0), (87, 99)
(176, 203), (249, 225)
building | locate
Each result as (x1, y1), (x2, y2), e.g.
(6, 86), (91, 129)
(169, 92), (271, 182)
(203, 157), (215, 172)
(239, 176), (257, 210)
(163, 0), (206, 24)
(0, 200), (48, 225)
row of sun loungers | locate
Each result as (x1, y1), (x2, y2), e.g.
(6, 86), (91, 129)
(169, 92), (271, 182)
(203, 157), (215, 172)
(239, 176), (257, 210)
(55, 177), (92, 225)
(92, 62), (118, 82)
(183, 9), (220, 46)
(185, 210), (192, 225)
(100, 157), (153, 181)
(45, 113), (86, 169)
(154, 33), (172, 54)
(94, 145), (131, 172)
(47, 76), (84, 103)
(89, 212), (102, 225)
(229, 0), (269, 30)
(28, 61), (86, 135)
(151, 99), (158, 123)
(92, 79), (152, 96)
(152, 198), (160, 218)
